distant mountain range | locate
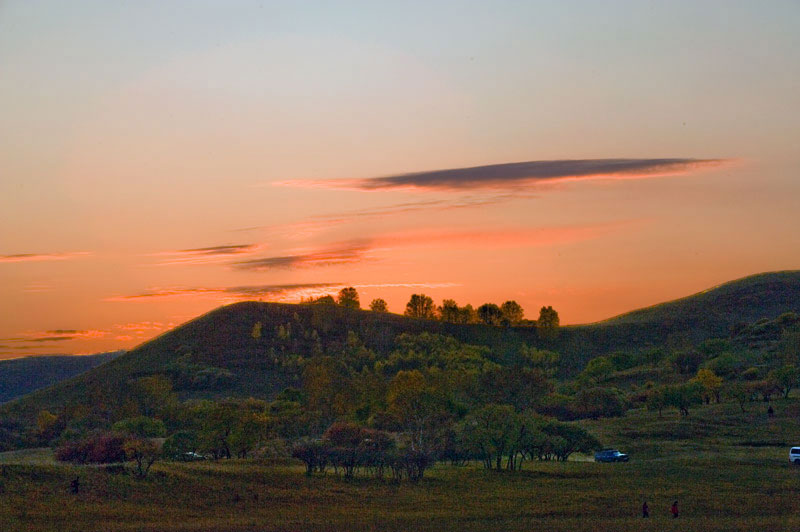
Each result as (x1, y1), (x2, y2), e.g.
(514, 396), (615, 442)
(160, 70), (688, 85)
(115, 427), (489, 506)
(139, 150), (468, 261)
(3, 271), (799, 413)
(0, 351), (124, 403)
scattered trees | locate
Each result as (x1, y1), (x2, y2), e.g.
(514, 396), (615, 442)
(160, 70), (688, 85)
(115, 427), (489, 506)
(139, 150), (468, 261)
(665, 382), (704, 416)
(691, 369), (723, 404)
(769, 365), (799, 399)
(438, 300), (477, 324)
(578, 357), (614, 385)
(292, 423), (430, 482)
(671, 351), (704, 375)
(162, 431), (199, 460)
(459, 404), (521, 470)
(458, 407), (601, 470)
(387, 370), (446, 453)
(438, 299), (461, 323)
(574, 387), (627, 419)
(124, 437), (160, 478)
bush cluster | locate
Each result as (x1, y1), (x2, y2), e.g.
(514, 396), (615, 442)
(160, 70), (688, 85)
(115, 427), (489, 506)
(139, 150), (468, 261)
(55, 431), (127, 464)
(291, 422), (432, 482)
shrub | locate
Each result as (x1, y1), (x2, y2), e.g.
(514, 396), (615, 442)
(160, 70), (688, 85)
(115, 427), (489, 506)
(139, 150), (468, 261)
(387, 448), (432, 483)
(124, 437), (160, 478)
(55, 432), (127, 464)
(291, 439), (330, 475)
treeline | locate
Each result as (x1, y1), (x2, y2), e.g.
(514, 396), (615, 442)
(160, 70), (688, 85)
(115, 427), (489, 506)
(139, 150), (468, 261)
(304, 287), (560, 334)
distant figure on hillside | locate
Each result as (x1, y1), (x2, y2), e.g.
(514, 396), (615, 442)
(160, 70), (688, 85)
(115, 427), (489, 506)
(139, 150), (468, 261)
(768, 405), (775, 418)
(642, 501), (649, 518)
(671, 500), (679, 518)
(70, 476), (80, 494)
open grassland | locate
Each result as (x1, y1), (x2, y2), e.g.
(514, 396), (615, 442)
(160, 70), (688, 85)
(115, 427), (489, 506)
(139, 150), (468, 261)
(3, 400), (800, 532)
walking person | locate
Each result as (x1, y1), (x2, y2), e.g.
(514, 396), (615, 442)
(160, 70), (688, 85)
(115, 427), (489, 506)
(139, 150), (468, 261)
(671, 500), (679, 519)
(642, 501), (649, 518)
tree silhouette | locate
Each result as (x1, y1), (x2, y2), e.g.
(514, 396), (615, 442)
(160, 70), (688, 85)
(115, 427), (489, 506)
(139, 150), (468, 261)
(369, 298), (388, 312)
(405, 294), (435, 319)
(477, 303), (503, 326)
(500, 301), (524, 325)
(337, 287), (360, 309)
(537, 306), (560, 340)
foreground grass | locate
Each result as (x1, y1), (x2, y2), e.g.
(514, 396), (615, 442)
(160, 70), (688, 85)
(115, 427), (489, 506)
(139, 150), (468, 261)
(3, 401), (800, 532)
(2, 453), (798, 531)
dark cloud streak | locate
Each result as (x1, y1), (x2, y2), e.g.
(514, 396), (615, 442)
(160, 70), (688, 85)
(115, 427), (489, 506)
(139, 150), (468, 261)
(280, 158), (728, 191)
(232, 243), (369, 271)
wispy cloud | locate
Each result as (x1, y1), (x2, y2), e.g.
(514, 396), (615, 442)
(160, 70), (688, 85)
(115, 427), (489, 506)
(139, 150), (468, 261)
(232, 242), (370, 271)
(232, 222), (635, 271)
(104, 282), (461, 305)
(275, 158), (729, 191)
(105, 287), (224, 301)
(232, 195), (513, 236)
(0, 329), (109, 344)
(23, 282), (54, 292)
(151, 243), (263, 265)
(369, 222), (637, 250)
(113, 321), (168, 332)
(0, 252), (91, 263)
(105, 283), (343, 302)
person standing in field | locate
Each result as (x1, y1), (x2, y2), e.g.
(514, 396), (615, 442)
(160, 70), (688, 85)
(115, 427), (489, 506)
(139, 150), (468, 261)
(642, 501), (649, 518)
(671, 500), (679, 518)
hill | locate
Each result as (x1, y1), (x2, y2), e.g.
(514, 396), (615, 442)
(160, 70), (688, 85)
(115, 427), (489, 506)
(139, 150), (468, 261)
(0, 352), (124, 403)
(3, 271), (800, 421)
(601, 271), (800, 328)
(557, 270), (800, 361)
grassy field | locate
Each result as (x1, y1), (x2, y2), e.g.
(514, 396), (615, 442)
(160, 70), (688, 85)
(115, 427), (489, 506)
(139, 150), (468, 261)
(3, 400), (800, 532)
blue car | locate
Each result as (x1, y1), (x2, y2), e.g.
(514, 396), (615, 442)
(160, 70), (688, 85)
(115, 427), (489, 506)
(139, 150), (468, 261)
(595, 449), (629, 462)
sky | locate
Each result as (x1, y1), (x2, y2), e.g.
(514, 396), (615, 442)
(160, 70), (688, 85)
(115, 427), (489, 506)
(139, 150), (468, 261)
(1, 1), (799, 359)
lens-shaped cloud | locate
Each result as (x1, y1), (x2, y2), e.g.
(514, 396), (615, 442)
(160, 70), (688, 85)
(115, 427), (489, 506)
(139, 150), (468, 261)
(276, 158), (729, 191)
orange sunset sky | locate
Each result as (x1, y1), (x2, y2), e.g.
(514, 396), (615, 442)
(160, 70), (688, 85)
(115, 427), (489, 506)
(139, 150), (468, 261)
(2, 1), (800, 359)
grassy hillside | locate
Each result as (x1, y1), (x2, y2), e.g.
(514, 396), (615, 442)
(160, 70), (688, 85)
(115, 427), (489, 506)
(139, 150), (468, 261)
(556, 270), (800, 361)
(0, 352), (123, 403)
(0, 302), (533, 420)
(3, 271), (799, 420)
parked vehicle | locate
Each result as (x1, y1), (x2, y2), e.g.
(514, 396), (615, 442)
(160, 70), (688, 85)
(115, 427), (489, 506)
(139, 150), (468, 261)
(595, 449), (629, 462)
(789, 447), (800, 465)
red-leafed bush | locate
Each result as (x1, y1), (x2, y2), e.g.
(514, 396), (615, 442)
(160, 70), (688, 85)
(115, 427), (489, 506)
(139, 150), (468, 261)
(55, 432), (127, 464)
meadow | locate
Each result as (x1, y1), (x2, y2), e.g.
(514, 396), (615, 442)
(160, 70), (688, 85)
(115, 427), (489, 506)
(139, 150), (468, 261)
(3, 400), (800, 532)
